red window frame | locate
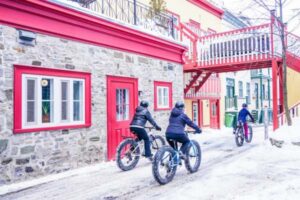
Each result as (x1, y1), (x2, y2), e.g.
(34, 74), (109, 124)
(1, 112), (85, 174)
(13, 65), (91, 134)
(154, 81), (172, 111)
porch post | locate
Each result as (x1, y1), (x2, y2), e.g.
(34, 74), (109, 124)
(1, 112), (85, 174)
(272, 59), (279, 130)
(279, 63), (284, 113)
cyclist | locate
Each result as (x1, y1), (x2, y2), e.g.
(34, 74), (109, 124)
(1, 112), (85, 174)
(165, 101), (201, 159)
(130, 100), (162, 161)
(238, 103), (255, 139)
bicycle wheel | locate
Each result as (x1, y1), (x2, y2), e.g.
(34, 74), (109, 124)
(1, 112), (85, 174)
(235, 127), (244, 147)
(152, 146), (177, 185)
(245, 126), (253, 143)
(116, 138), (140, 171)
(184, 140), (201, 173)
(151, 135), (166, 151)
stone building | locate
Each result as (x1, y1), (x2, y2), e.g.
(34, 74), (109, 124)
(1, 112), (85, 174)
(0, 0), (185, 184)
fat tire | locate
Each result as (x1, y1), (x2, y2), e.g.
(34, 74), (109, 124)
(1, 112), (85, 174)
(184, 140), (201, 173)
(152, 146), (177, 185)
(245, 126), (253, 143)
(235, 127), (244, 147)
(116, 138), (140, 171)
(151, 135), (166, 151)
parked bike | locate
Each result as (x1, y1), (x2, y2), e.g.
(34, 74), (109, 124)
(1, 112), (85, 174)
(116, 127), (165, 171)
(152, 130), (201, 185)
(234, 120), (253, 147)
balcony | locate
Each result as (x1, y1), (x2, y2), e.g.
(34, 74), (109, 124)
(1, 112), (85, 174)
(51, 0), (176, 40)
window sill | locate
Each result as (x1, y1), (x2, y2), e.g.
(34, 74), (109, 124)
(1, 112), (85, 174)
(13, 123), (91, 134)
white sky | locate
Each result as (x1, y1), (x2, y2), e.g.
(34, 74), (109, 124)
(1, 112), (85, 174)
(215, 0), (300, 35)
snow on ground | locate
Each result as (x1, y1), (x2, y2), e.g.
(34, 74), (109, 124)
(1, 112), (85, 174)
(0, 119), (300, 200)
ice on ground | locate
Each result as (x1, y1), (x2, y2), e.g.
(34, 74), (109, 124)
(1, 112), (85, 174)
(0, 118), (300, 200)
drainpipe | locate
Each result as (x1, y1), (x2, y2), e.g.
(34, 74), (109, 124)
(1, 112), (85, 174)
(268, 68), (271, 108)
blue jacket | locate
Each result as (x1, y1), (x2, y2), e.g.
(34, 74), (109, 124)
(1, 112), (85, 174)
(166, 108), (201, 135)
(238, 108), (254, 123)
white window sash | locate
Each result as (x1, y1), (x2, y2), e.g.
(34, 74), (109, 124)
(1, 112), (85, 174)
(22, 74), (85, 129)
(157, 86), (169, 108)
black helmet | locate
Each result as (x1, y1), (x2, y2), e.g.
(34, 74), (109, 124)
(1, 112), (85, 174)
(242, 103), (248, 108)
(140, 100), (149, 108)
(175, 101), (185, 109)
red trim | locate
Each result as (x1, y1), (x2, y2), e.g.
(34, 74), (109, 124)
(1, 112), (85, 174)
(189, 19), (201, 29)
(187, 0), (224, 19)
(0, 0), (186, 64)
(154, 81), (173, 111)
(13, 65), (92, 134)
(207, 28), (216, 34)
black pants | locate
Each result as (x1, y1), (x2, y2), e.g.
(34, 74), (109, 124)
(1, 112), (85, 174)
(166, 133), (190, 154)
(130, 127), (152, 157)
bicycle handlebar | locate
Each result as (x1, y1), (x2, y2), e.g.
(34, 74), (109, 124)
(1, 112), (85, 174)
(184, 130), (198, 134)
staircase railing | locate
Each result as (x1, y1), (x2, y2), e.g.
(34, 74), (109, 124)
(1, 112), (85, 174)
(287, 32), (300, 58)
(277, 101), (300, 127)
(177, 23), (198, 63)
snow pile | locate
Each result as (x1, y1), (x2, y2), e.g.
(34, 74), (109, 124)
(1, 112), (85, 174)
(270, 117), (300, 146)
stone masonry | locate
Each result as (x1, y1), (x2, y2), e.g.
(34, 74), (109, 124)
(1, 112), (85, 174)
(0, 25), (183, 185)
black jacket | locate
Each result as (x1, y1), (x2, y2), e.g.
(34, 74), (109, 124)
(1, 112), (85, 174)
(166, 107), (201, 135)
(130, 106), (159, 128)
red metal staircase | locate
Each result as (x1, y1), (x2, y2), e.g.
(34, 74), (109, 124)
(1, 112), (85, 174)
(177, 16), (300, 130)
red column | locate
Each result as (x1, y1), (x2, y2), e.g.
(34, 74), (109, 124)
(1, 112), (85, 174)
(272, 60), (279, 130)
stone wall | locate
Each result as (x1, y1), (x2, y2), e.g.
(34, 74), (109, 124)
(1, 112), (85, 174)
(0, 25), (183, 185)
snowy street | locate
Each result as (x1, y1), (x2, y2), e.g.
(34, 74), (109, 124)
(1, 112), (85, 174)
(1, 122), (300, 200)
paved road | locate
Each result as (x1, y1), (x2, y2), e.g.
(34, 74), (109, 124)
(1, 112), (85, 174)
(0, 130), (263, 200)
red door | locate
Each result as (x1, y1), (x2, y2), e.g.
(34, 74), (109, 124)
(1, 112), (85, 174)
(210, 99), (220, 129)
(107, 76), (138, 160)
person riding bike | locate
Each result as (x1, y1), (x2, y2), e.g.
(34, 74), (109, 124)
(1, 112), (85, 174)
(165, 101), (201, 159)
(130, 100), (161, 161)
(238, 103), (255, 139)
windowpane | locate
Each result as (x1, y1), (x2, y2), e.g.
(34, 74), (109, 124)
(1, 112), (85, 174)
(73, 102), (81, 121)
(73, 81), (83, 100)
(27, 102), (35, 123)
(116, 89), (129, 121)
(61, 81), (69, 121)
(42, 101), (53, 123)
(26, 79), (36, 123)
(73, 81), (83, 121)
(61, 82), (68, 100)
(42, 79), (53, 123)
(27, 79), (35, 100)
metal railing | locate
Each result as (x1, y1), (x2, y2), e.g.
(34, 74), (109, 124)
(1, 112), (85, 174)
(62, 0), (176, 39)
(287, 32), (300, 58)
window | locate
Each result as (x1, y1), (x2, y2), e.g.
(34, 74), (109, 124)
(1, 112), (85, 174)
(14, 65), (91, 133)
(262, 84), (266, 100)
(238, 81), (243, 98)
(246, 82), (251, 104)
(154, 81), (172, 110)
(116, 89), (129, 121)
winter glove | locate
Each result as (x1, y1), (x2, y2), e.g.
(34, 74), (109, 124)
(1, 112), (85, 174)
(156, 126), (162, 131)
(195, 128), (202, 134)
